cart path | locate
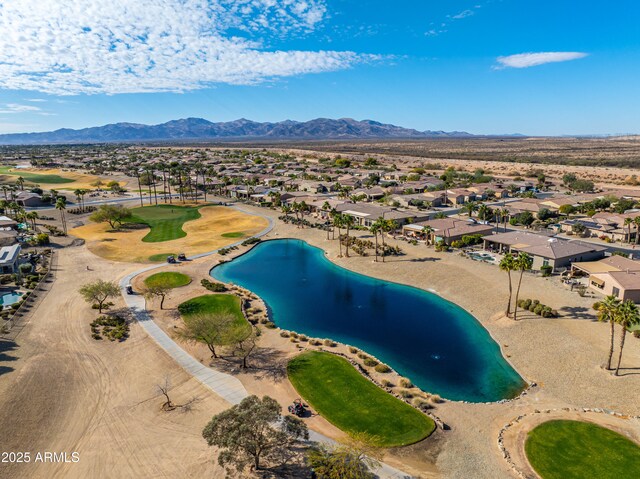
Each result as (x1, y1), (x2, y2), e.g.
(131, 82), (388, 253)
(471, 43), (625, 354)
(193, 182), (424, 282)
(120, 204), (413, 479)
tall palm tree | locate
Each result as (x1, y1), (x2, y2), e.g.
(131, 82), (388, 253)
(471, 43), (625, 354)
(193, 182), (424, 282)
(614, 300), (640, 376)
(634, 216), (640, 246)
(55, 197), (67, 234)
(512, 253), (533, 321)
(624, 217), (633, 244)
(321, 201), (331, 240)
(342, 214), (355, 257)
(370, 222), (381, 262)
(500, 208), (510, 232)
(74, 188), (83, 211)
(16, 176), (25, 191)
(499, 252), (516, 317)
(333, 213), (344, 257)
(26, 211), (38, 230)
(594, 295), (622, 370)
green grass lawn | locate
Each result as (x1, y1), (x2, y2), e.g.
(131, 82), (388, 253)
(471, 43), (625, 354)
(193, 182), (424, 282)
(144, 272), (191, 289)
(287, 351), (435, 447)
(178, 294), (249, 333)
(525, 420), (640, 479)
(221, 232), (245, 238)
(0, 166), (75, 184)
(148, 253), (178, 262)
(124, 204), (203, 242)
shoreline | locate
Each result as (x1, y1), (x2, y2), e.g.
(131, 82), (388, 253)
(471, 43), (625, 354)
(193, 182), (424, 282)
(209, 236), (531, 405)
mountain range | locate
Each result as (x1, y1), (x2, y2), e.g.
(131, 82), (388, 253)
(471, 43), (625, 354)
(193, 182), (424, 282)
(0, 117), (476, 145)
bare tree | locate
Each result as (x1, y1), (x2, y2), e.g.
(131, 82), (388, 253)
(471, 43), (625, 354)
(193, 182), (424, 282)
(157, 376), (199, 412)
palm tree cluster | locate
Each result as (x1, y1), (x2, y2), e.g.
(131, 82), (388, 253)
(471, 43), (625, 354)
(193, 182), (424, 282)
(499, 252), (533, 320)
(593, 296), (640, 376)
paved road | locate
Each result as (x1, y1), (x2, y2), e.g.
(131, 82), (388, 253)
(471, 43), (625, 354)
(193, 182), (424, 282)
(118, 205), (412, 479)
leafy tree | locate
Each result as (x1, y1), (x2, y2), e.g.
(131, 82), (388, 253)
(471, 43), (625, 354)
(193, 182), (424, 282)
(89, 204), (132, 230)
(202, 395), (308, 473)
(307, 434), (380, 479)
(143, 284), (171, 310)
(537, 208), (553, 221)
(79, 279), (120, 313)
(177, 311), (236, 359)
(559, 204), (576, 215)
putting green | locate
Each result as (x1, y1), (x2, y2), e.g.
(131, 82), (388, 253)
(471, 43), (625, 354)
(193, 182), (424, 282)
(288, 351), (435, 447)
(221, 232), (245, 238)
(525, 420), (640, 479)
(144, 272), (191, 289)
(124, 204), (202, 242)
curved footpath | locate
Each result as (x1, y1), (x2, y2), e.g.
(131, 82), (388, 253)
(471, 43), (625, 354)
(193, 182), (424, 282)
(119, 204), (412, 479)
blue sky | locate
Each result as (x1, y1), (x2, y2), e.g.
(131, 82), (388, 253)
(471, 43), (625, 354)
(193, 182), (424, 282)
(0, 0), (638, 135)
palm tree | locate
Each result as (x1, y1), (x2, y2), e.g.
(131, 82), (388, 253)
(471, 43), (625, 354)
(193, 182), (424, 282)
(422, 225), (434, 246)
(462, 201), (478, 218)
(500, 208), (510, 232)
(499, 253), (516, 317)
(74, 188), (83, 211)
(342, 214), (355, 257)
(55, 197), (67, 234)
(321, 201), (331, 239)
(281, 204), (292, 219)
(512, 253), (533, 321)
(370, 222), (381, 262)
(16, 176), (25, 191)
(594, 295), (622, 370)
(624, 217), (633, 244)
(333, 213), (344, 257)
(634, 216), (640, 246)
(614, 300), (640, 376)
(26, 211), (38, 230)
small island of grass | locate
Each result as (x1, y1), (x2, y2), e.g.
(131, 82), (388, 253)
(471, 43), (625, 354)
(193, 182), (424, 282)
(525, 419), (640, 479)
(144, 272), (191, 289)
(287, 351), (435, 447)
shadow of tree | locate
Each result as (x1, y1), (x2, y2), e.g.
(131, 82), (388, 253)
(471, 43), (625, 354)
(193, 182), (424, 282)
(212, 347), (289, 383)
(558, 306), (596, 320)
(0, 339), (18, 377)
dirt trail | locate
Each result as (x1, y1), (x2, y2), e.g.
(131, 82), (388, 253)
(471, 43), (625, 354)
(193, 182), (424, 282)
(0, 245), (227, 478)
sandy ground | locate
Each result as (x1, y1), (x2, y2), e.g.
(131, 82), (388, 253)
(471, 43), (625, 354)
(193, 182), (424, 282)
(0, 245), (229, 479)
(3, 200), (640, 479)
(0, 167), (128, 190)
(69, 205), (269, 263)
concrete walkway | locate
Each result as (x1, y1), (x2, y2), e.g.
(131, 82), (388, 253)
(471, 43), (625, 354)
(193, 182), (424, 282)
(120, 204), (413, 478)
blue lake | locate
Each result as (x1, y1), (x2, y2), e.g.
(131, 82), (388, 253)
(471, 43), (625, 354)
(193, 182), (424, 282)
(212, 239), (525, 402)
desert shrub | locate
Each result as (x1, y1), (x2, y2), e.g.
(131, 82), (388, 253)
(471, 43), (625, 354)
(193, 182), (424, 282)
(634, 331), (640, 339)
(289, 337), (298, 343)
(363, 358), (379, 367)
(323, 339), (337, 347)
(264, 321), (277, 329)
(348, 346), (358, 354)
(398, 389), (413, 399)
(299, 335), (308, 342)
(90, 315), (129, 342)
(374, 364), (391, 373)
(398, 378), (413, 388)
(540, 264), (553, 277)
(429, 394), (442, 403)
(290, 332), (299, 339)
(200, 279), (227, 292)
(357, 352), (369, 360)
(533, 304), (544, 315)
(450, 240), (463, 249)
(380, 379), (393, 388)
(309, 339), (322, 346)
(241, 237), (261, 246)
(280, 331), (290, 338)
(412, 398), (432, 410)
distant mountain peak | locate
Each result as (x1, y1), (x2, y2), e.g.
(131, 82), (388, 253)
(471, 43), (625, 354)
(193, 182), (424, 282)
(0, 117), (476, 145)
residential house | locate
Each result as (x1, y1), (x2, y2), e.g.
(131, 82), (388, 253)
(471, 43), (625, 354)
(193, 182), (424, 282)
(403, 218), (494, 245)
(0, 244), (20, 274)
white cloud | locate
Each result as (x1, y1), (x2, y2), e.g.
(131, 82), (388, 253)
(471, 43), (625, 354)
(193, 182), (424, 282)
(25, 98), (47, 102)
(0, 0), (371, 95)
(0, 103), (42, 113)
(451, 9), (474, 20)
(496, 51), (588, 69)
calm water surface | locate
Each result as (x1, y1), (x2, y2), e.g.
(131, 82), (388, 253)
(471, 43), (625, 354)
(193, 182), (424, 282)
(212, 239), (525, 402)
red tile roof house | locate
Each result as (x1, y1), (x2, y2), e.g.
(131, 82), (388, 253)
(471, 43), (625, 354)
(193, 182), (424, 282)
(403, 218), (494, 245)
(482, 230), (606, 272)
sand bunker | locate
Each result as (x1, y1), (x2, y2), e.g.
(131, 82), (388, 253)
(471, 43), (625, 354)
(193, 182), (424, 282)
(70, 206), (268, 263)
